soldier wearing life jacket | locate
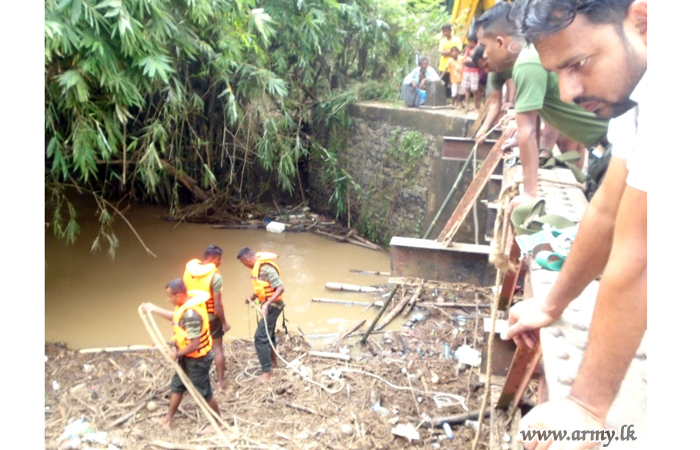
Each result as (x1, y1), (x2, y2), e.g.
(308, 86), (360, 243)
(237, 247), (285, 384)
(140, 278), (220, 429)
(183, 245), (229, 390)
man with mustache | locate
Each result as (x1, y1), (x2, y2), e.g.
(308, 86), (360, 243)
(474, 1), (609, 208)
(504, 0), (647, 448)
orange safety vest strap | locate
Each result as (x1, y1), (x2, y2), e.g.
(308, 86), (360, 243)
(251, 255), (283, 303)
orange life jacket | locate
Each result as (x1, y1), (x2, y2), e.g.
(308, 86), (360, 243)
(172, 290), (212, 358)
(251, 252), (283, 303)
(183, 259), (219, 315)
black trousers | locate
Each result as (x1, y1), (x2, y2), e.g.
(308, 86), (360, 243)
(254, 302), (284, 372)
(440, 71), (451, 99)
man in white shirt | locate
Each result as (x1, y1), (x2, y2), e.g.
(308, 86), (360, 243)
(401, 56), (440, 107)
(503, 1), (647, 447)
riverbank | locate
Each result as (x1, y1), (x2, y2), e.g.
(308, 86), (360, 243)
(45, 285), (524, 450)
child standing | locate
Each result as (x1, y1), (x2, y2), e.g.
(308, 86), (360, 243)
(438, 23), (462, 100)
(440, 47), (464, 109)
(461, 33), (480, 111)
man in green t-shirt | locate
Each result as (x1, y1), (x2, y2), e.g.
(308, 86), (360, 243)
(474, 2), (609, 206)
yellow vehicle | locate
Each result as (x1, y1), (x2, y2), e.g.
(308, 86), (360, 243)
(450, 0), (499, 40)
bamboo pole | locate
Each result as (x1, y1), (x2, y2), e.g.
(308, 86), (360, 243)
(311, 297), (372, 306)
(402, 284), (424, 318)
(350, 270), (391, 276)
(309, 351), (351, 361)
(422, 145), (477, 239)
(422, 302), (484, 308)
(325, 282), (379, 293)
(360, 284), (399, 344)
(375, 294), (413, 331)
(331, 319), (367, 347)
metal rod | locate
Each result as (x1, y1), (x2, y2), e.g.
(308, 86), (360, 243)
(422, 144), (478, 239)
(360, 284), (399, 344)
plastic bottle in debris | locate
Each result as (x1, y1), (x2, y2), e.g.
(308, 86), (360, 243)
(371, 404), (391, 417)
(370, 390), (390, 416)
(442, 422), (454, 439)
(443, 342), (451, 360)
(58, 418), (90, 442)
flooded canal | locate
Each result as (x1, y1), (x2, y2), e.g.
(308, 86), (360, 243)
(45, 198), (392, 350)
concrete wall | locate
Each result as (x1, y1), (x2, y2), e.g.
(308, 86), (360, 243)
(308, 102), (488, 245)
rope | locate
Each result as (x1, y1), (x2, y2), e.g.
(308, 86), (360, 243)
(332, 367), (469, 412)
(252, 303), (346, 395)
(137, 308), (236, 449)
(472, 184), (517, 450)
(489, 181), (520, 273)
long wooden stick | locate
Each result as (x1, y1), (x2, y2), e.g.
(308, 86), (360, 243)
(375, 294), (413, 331)
(311, 298), (372, 307)
(422, 302), (484, 308)
(360, 284), (399, 344)
(402, 284), (424, 317)
(309, 351), (351, 361)
(331, 319), (367, 347)
(350, 270), (391, 276)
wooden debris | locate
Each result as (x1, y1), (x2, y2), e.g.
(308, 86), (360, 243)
(309, 351), (351, 361)
(331, 319), (367, 347)
(311, 298), (372, 307)
(422, 302), (484, 308)
(325, 282), (379, 293)
(350, 270), (390, 276)
(375, 294), (413, 332)
(401, 284), (424, 318)
(106, 399), (149, 430)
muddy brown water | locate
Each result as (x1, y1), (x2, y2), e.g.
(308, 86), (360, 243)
(45, 200), (396, 350)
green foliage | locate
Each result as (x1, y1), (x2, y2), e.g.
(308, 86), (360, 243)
(388, 128), (427, 187)
(45, 0), (449, 254)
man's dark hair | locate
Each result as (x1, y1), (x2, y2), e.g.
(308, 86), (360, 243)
(442, 23), (452, 30)
(515, 0), (635, 44)
(165, 278), (188, 294)
(467, 30), (478, 43)
(418, 56), (429, 65)
(203, 245), (223, 259)
(237, 247), (255, 259)
(474, 2), (518, 38)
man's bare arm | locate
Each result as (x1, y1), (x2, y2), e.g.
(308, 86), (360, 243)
(542, 156), (630, 314)
(505, 79), (516, 104)
(505, 157), (630, 346)
(475, 89), (502, 143)
(515, 111), (540, 198)
(213, 292), (228, 327)
(265, 285), (285, 305)
(175, 336), (200, 358)
(570, 185), (647, 420)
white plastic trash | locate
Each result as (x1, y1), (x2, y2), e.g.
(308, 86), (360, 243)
(454, 344), (482, 367)
(391, 423), (420, 441)
(266, 221), (286, 233)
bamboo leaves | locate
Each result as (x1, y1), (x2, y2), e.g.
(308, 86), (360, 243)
(45, 0), (449, 256)
(249, 8), (275, 47)
(57, 70), (90, 103)
(135, 55), (175, 83)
